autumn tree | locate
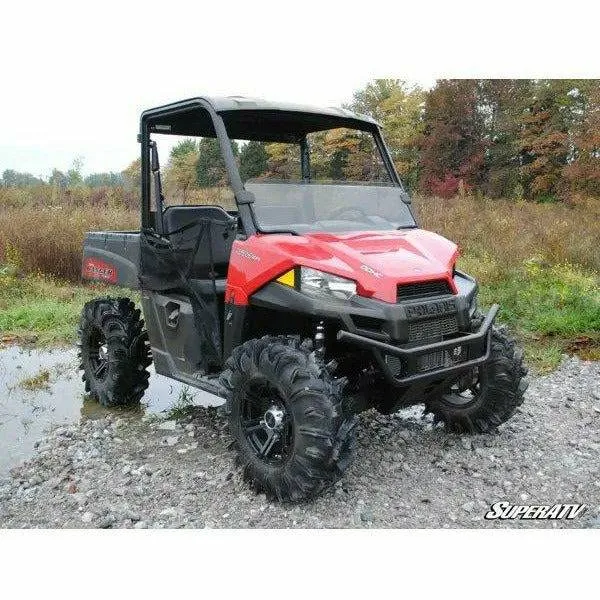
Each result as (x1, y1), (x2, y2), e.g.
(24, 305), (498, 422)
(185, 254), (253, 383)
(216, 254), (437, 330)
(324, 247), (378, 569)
(348, 79), (425, 189)
(163, 139), (200, 201)
(563, 83), (600, 196)
(418, 79), (486, 198)
(518, 80), (585, 201)
(265, 143), (300, 179)
(122, 158), (141, 190)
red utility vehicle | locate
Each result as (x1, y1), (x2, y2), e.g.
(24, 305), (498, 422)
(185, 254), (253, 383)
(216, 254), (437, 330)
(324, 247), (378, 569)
(79, 97), (528, 501)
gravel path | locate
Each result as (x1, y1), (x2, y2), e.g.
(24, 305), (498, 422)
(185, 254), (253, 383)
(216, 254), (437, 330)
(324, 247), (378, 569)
(1, 356), (599, 528)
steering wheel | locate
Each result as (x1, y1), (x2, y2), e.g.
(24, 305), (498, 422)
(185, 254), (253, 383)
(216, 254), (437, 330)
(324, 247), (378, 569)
(327, 205), (370, 220)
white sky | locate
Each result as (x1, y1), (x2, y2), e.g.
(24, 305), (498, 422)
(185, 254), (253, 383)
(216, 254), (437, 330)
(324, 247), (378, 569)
(1, 0), (597, 178)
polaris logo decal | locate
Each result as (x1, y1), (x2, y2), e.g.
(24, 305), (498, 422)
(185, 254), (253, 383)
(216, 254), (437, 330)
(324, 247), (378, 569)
(484, 502), (586, 521)
(360, 264), (382, 278)
(405, 299), (456, 319)
(82, 258), (117, 284)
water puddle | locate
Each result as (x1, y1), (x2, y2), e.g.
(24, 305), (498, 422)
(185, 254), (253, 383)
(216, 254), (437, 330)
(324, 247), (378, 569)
(0, 345), (223, 475)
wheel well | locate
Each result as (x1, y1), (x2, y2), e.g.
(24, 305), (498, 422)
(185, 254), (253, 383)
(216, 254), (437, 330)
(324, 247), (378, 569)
(245, 305), (321, 341)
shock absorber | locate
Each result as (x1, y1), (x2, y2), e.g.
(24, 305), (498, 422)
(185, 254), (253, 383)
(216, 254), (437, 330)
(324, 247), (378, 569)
(314, 321), (326, 363)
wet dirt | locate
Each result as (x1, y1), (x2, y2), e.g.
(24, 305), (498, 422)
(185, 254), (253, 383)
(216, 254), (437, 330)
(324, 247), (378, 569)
(0, 345), (223, 474)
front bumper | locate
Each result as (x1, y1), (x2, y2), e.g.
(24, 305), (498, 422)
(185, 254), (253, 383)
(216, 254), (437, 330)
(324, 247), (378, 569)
(337, 304), (499, 386)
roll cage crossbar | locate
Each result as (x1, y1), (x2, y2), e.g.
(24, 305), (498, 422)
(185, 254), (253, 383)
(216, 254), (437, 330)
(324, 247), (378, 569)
(138, 96), (406, 236)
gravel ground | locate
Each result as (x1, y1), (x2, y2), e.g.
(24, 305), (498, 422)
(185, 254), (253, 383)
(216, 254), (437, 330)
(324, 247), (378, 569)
(1, 355), (599, 529)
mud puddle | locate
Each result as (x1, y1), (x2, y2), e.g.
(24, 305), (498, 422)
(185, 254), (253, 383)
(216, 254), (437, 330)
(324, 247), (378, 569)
(0, 345), (223, 474)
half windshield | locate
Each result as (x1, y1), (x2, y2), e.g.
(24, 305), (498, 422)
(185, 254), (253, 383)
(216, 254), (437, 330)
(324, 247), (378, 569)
(237, 125), (415, 233)
(246, 181), (415, 233)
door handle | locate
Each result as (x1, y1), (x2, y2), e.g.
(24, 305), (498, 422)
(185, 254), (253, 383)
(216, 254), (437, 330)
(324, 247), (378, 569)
(165, 301), (180, 329)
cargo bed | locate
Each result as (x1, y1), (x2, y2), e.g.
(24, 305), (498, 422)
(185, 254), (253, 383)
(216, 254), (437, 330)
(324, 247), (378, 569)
(81, 231), (141, 289)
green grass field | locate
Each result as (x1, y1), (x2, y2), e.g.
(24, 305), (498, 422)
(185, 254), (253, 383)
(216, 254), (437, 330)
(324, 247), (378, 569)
(1, 257), (598, 372)
(1, 194), (599, 371)
(0, 265), (116, 345)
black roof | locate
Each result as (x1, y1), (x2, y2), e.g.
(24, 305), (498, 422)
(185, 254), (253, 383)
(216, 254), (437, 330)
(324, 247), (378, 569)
(140, 96), (380, 142)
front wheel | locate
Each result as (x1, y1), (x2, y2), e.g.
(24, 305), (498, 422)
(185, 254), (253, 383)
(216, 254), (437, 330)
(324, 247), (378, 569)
(220, 336), (357, 502)
(425, 320), (528, 434)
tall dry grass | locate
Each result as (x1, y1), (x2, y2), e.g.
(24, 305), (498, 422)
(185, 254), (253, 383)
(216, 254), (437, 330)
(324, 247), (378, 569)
(0, 184), (234, 280)
(413, 195), (600, 275)
(0, 184), (139, 209)
(0, 207), (138, 280)
(1, 191), (599, 282)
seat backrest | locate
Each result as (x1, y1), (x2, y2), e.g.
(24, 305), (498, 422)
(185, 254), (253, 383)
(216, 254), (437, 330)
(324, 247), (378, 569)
(162, 205), (236, 278)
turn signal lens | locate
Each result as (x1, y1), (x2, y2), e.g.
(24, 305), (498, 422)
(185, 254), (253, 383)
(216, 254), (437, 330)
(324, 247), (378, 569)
(276, 269), (295, 287)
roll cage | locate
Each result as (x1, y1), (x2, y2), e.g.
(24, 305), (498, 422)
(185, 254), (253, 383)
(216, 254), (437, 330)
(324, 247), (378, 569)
(138, 96), (411, 237)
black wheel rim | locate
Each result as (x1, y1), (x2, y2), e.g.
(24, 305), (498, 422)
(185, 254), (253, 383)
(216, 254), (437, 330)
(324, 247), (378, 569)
(89, 327), (109, 381)
(441, 367), (484, 407)
(240, 378), (294, 464)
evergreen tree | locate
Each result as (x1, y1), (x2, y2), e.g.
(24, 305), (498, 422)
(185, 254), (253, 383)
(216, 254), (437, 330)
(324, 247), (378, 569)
(170, 139), (198, 160)
(196, 138), (238, 187)
(239, 141), (268, 181)
(479, 79), (532, 198)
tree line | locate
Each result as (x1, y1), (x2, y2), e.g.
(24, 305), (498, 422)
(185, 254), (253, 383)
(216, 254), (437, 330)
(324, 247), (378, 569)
(3, 80), (599, 201)
(349, 79), (600, 200)
(160, 79), (600, 201)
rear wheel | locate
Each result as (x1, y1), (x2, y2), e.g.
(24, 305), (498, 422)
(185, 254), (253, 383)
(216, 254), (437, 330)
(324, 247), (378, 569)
(425, 319), (528, 433)
(78, 297), (152, 407)
(220, 336), (357, 501)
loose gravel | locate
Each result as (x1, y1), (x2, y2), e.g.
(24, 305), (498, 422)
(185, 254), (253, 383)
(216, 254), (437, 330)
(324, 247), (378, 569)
(1, 356), (599, 528)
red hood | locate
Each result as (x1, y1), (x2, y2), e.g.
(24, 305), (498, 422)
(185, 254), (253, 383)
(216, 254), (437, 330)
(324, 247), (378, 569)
(240, 229), (459, 304)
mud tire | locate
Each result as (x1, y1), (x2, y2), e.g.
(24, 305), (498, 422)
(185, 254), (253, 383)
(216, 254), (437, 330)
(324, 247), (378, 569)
(425, 316), (528, 434)
(78, 297), (152, 407)
(220, 336), (358, 501)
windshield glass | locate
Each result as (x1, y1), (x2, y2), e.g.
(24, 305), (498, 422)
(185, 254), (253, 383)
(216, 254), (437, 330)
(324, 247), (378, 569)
(238, 127), (415, 233)
(246, 181), (414, 233)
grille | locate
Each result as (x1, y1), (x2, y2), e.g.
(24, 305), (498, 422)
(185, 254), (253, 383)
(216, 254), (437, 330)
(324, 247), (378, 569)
(397, 280), (452, 301)
(417, 346), (469, 372)
(408, 315), (458, 343)
(384, 355), (403, 377)
(351, 315), (383, 332)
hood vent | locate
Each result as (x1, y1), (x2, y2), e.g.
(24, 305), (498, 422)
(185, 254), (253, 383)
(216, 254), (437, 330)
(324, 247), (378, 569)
(397, 280), (452, 302)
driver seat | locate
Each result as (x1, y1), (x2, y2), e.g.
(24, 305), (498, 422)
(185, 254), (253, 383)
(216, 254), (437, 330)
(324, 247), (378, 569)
(162, 205), (236, 279)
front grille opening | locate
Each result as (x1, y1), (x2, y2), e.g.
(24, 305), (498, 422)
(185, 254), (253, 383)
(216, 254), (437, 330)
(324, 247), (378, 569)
(384, 354), (403, 377)
(351, 315), (383, 332)
(408, 315), (458, 343)
(397, 280), (453, 301)
(416, 347), (470, 372)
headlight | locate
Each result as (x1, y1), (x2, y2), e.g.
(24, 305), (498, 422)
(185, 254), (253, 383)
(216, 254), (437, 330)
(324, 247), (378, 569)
(301, 268), (356, 300)
(275, 267), (357, 300)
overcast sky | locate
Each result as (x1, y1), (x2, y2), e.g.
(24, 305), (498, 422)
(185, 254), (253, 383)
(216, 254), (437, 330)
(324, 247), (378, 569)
(2, 1), (595, 179)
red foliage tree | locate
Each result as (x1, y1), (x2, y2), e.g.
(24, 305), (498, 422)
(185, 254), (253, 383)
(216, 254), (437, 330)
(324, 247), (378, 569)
(418, 80), (486, 198)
